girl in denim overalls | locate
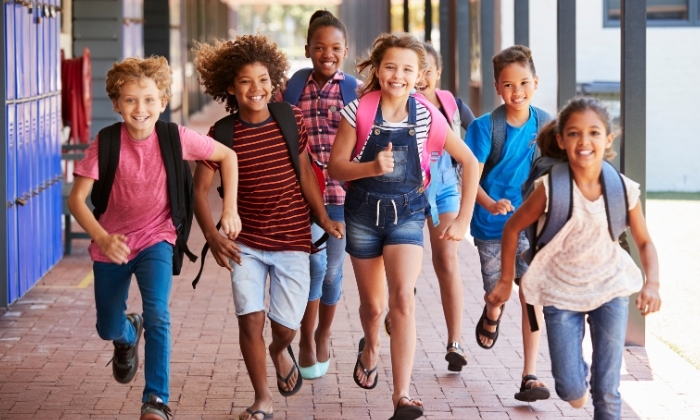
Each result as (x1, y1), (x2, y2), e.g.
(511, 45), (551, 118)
(328, 33), (480, 420)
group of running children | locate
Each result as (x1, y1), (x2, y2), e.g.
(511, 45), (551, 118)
(68, 9), (662, 420)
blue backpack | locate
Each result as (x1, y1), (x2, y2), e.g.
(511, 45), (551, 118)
(282, 68), (359, 106)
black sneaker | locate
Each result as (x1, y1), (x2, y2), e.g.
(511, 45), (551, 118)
(140, 394), (173, 420)
(108, 313), (143, 384)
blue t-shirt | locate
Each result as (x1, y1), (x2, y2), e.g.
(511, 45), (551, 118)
(466, 106), (539, 240)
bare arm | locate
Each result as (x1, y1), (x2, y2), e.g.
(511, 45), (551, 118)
(206, 142), (241, 239)
(67, 176), (130, 264)
(628, 202), (662, 315)
(475, 163), (515, 215)
(327, 117), (392, 182)
(487, 183), (547, 306)
(193, 162), (241, 269)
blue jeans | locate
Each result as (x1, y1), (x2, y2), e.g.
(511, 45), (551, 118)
(309, 204), (346, 305)
(544, 296), (629, 420)
(93, 241), (173, 404)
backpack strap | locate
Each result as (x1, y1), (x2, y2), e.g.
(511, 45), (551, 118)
(282, 68), (314, 105)
(155, 121), (198, 263)
(268, 102), (302, 180)
(483, 105), (551, 182)
(354, 90), (382, 158)
(339, 73), (359, 105)
(535, 162), (573, 251)
(91, 122), (122, 219)
(435, 90), (458, 124)
(601, 161), (629, 241)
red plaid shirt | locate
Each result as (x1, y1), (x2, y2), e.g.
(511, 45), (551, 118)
(282, 71), (349, 206)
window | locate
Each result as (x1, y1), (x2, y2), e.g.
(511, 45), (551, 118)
(604, 0), (700, 27)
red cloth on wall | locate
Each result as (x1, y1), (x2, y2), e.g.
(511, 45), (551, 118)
(61, 47), (92, 144)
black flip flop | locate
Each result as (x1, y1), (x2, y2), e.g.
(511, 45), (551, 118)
(244, 407), (274, 419)
(514, 374), (551, 402)
(389, 396), (423, 420)
(475, 303), (505, 350)
(276, 345), (303, 397)
(352, 337), (378, 389)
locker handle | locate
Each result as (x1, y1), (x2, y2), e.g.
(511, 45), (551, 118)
(31, 189), (39, 196)
(16, 197), (27, 206)
(7, 201), (13, 209)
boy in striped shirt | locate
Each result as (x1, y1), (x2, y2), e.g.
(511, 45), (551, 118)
(192, 35), (344, 420)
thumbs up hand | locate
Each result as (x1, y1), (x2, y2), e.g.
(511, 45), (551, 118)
(375, 142), (394, 175)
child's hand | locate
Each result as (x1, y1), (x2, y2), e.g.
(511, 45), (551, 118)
(636, 282), (661, 316)
(439, 218), (468, 241)
(320, 218), (345, 240)
(96, 234), (130, 265)
(486, 278), (513, 307)
(208, 234), (242, 270)
(488, 198), (514, 215)
(374, 142), (394, 175)
(220, 209), (242, 241)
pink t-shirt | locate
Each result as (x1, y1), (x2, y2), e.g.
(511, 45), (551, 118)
(74, 124), (216, 263)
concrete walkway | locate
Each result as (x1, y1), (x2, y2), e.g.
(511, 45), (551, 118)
(1, 103), (699, 419)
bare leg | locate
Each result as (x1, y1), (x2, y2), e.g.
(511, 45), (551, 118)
(238, 312), (273, 419)
(351, 256), (387, 388)
(427, 211), (463, 345)
(384, 244), (424, 408)
(298, 299), (319, 368)
(269, 321), (299, 393)
(520, 285), (547, 388)
(315, 302), (337, 363)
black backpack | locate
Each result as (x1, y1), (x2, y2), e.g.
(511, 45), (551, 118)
(92, 121), (197, 275)
(191, 102), (327, 289)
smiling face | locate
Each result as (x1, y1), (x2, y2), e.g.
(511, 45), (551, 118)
(112, 78), (167, 140)
(556, 109), (615, 170)
(415, 52), (441, 101)
(375, 47), (422, 99)
(227, 62), (272, 122)
(306, 25), (347, 85)
(494, 62), (538, 113)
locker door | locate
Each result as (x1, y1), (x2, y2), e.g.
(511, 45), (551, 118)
(13, 1), (24, 99)
(29, 100), (41, 284)
(16, 103), (29, 295)
(51, 95), (61, 263)
(5, 1), (15, 100)
(36, 3), (44, 95)
(28, 4), (37, 96)
(7, 105), (18, 304)
(38, 99), (48, 274)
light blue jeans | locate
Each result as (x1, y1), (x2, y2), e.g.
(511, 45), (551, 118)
(93, 241), (173, 404)
(309, 204), (346, 305)
(544, 296), (629, 420)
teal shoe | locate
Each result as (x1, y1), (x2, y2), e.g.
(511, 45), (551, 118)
(317, 356), (330, 377)
(298, 363), (321, 380)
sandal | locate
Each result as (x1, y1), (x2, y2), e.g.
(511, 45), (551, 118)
(514, 374), (551, 402)
(242, 407), (274, 419)
(352, 338), (378, 390)
(275, 345), (303, 397)
(389, 396), (423, 420)
(444, 342), (467, 372)
(475, 303), (505, 350)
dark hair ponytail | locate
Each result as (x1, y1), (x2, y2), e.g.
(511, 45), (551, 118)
(536, 120), (568, 160)
(306, 10), (347, 45)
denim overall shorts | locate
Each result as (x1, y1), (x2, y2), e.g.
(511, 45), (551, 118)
(344, 96), (429, 259)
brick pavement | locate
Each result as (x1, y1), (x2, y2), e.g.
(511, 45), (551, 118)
(1, 103), (699, 419)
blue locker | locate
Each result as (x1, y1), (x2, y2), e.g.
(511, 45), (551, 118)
(5, 2), (15, 100)
(13, 1), (24, 99)
(36, 5), (44, 95)
(48, 3), (56, 93)
(16, 103), (29, 295)
(51, 95), (62, 262)
(7, 105), (18, 304)
(29, 100), (42, 283)
(28, 5), (37, 96)
(54, 2), (61, 92)
(37, 99), (48, 274)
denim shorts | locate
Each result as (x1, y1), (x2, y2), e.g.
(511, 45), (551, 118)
(473, 231), (530, 294)
(309, 204), (346, 305)
(425, 167), (460, 217)
(344, 186), (427, 259)
(230, 242), (310, 330)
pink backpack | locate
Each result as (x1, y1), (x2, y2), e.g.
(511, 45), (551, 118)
(353, 90), (449, 189)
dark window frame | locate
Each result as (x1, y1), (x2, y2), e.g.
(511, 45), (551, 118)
(603, 0), (700, 27)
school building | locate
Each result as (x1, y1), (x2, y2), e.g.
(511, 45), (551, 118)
(0, 0), (687, 346)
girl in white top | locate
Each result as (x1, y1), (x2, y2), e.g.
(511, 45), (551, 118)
(486, 96), (661, 419)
